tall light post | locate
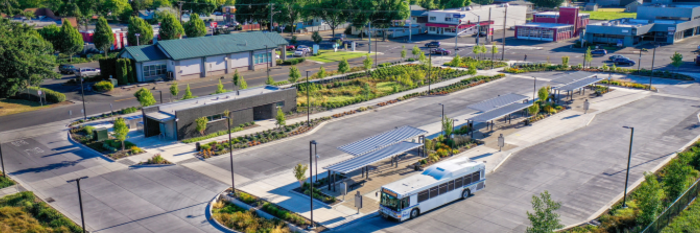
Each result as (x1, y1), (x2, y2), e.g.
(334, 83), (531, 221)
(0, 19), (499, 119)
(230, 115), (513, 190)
(368, 19), (386, 54)
(501, 4), (508, 61)
(79, 76), (87, 120)
(155, 90), (163, 103)
(438, 103), (445, 134)
(265, 45), (270, 79)
(406, 0), (412, 43)
(308, 140), (317, 230)
(621, 126), (634, 208)
(67, 176), (89, 233)
(650, 43), (657, 90)
(0, 142), (5, 178)
(135, 33), (141, 46)
(532, 76), (537, 103)
(306, 71), (310, 126)
(223, 116), (236, 193)
(428, 53), (432, 94)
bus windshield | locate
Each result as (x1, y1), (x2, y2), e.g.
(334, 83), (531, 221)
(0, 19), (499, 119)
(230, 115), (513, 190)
(380, 191), (400, 212)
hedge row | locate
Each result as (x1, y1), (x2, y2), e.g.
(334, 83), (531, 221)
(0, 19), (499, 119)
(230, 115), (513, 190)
(28, 87), (66, 103)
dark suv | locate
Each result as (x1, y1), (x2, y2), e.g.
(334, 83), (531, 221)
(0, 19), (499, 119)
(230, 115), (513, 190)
(425, 41), (440, 48)
(58, 64), (77, 74)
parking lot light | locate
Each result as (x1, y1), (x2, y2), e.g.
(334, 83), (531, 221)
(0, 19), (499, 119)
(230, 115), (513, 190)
(621, 126), (634, 209)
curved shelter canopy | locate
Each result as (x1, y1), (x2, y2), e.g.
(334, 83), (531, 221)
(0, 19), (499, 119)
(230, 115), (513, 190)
(554, 77), (603, 92)
(467, 93), (529, 112)
(466, 102), (531, 123)
(325, 142), (423, 174)
(337, 125), (427, 157)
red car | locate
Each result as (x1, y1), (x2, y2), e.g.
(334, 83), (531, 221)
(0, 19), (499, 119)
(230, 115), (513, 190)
(286, 45), (296, 51)
(430, 48), (451, 55)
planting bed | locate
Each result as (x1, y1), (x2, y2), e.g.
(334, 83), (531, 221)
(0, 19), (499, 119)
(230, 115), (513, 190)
(69, 125), (146, 160)
(213, 189), (315, 232)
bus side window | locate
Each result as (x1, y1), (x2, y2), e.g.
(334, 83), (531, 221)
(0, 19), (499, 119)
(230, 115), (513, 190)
(447, 180), (454, 192)
(455, 177), (463, 188)
(401, 197), (410, 209)
(438, 183), (447, 195)
(472, 171), (480, 182)
(464, 175), (472, 186)
(418, 190), (429, 202)
(429, 186), (439, 199)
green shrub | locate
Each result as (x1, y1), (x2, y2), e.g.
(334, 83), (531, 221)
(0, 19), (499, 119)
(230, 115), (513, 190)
(82, 125), (95, 135)
(28, 87), (66, 103)
(93, 80), (114, 92)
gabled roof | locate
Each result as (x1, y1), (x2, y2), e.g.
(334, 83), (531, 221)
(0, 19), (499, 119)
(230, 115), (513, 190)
(121, 45), (169, 62)
(156, 31), (288, 60)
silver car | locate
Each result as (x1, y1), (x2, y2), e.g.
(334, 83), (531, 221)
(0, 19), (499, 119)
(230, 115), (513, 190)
(77, 67), (101, 77)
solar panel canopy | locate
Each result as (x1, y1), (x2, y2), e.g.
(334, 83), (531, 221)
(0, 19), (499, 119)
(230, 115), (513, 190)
(336, 125), (427, 156)
(466, 93), (529, 112)
(325, 142), (423, 174)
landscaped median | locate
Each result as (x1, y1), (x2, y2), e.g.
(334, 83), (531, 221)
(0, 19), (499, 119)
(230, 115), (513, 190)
(0, 191), (83, 232)
(212, 189), (313, 233)
(504, 63), (694, 81)
(0, 172), (15, 189)
(69, 123), (146, 160)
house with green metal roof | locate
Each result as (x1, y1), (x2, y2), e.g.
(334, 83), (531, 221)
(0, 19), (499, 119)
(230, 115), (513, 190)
(119, 31), (288, 82)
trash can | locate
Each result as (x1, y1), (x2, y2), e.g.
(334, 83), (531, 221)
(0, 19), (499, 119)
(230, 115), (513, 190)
(196, 142), (201, 151)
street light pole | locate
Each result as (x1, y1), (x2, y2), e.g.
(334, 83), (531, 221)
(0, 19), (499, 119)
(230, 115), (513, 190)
(306, 71), (310, 126)
(502, 5), (507, 61)
(156, 90), (163, 103)
(308, 140), (316, 230)
(224, 116), (235, 193)
(428, 53), (432, 94)
(532, 76), (537, 102)
(375, 38), (378, 68)
(368, 21), (372, 54)
(622, 126), (634, 208)
(67, 176), (89, 233)
(79, 77), (87, 120)
(637, 47), (642, 72)
(135, 33), (141, 46)
(650, 44), (656, 90)
(0, 142), (5, 178)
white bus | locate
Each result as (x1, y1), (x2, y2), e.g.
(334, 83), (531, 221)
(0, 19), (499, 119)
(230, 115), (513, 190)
(379, 158), (486, 221)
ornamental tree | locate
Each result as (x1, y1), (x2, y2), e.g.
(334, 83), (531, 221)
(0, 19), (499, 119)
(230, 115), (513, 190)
(184, 13), (207, 38)
(293, 163), (308, 188)
(215, 79), (226, 94)
(170, 82), (179, 100)
(364, 54), (373, 70)
(526, 191), (563, 233)
(288, 66), (301, 83)
(93, 17), (115, 53)
(338, 57), (350, 74)
(134, 87), (157, 106)
(275, 107), (286, 127)
(195, 117), (208, 135)
(59, 21), (84, 61)
(127, 16), (154, 46)
(158, 12), (184, 40)
(113, 117), (129, 151)
(182, 84), (196, 99)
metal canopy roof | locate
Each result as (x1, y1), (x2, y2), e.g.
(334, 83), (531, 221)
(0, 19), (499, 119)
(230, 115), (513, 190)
(467, 102), (531, 123)
(337, 125), (427, 157)
(466, 93), (529, 112)
(145, 112), (175, 122)
(555, 77), (603, 92)
(550, 71), (597, 84)
(325, 142), (423, 174)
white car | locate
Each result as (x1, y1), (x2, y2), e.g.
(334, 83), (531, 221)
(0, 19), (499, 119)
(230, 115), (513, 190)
(77, 67), (101, 77)
(294, 49), (307, 57)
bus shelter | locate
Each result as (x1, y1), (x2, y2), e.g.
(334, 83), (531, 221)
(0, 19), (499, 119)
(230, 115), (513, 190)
(552, 76), (603, 102)
(324, 126), (428, 191)
(465, 102), (532, 135)
(467, 93), (529, 112)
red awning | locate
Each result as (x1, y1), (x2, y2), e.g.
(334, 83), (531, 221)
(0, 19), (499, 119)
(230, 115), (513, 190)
(426, 21), (493, 29)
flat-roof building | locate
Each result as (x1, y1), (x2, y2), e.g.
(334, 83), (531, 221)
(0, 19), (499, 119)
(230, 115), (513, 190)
(425, 4), (527, 37)
(584, 1), (700, 46)
(141, 85), (296, 140)
(515, 7), (589, 42)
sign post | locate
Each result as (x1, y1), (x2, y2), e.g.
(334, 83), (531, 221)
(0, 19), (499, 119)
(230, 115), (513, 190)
(354, 191), (363, 214)
(37, 90), (43, 106)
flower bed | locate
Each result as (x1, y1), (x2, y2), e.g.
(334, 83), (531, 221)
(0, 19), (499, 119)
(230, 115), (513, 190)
(504, 63), (694, 81)
(291, 182), (340, 205)
(332, 110), (356, 118)
(212, 198), (297, 233)
(69, 106), (140, 126)
(0, 191), (83, 233)
(444, 55), (508, 70)
(600, 79), (655, 90)
(138, 154), (172, 165)
(182, 122), (256, 143)
(226, 190), (311, 228)
(417, 127), (481, 168)
(69, 125), (146, 160)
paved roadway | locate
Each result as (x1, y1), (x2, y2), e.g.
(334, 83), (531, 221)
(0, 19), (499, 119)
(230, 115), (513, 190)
(333, 94), (700, 232)
(0, 131), (228, 233)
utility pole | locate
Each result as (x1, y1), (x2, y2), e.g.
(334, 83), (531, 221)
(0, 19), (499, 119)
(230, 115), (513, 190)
(650, 44), (656, 90)
(488, 8), (492, 42)
(637, 47), (642, 72)
(475, 15), (481, 46)
(269, 2), (273, 32)
(177, 1), (185, 22)
(0, 142), (5, 178)
(79, 77), (87, 120)
(502, 6), (507, 60)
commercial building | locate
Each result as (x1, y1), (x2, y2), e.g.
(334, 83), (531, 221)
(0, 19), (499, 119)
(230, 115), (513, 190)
(141, 85), (297, 140)
(584, 1), (700, 46)
(515, 7), (590, 42)
(426, 4), (527, 37)
(119, 31), (287, 82)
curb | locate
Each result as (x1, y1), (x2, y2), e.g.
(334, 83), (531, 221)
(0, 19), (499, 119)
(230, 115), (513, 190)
(129, 164), (176, 168)
(66, 131), (116, 163)
(207, 190), (239, 233)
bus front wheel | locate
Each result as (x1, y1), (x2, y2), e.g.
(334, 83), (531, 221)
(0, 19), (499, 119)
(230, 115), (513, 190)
(410, 208), (420, 219)
(462, 189), (471, 199)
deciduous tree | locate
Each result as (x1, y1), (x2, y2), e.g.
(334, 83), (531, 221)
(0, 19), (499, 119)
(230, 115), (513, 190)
(288, 66), (301, 83)
(584, 47), (592, 67)
(170, 82), (179, 100)
(93, 17), (115, 53)
(182, 84), (196, 99)
(274, 0), (306, 36)
(59, 21), (84, 61)
(314, 0), (350, 37)
(561, 56), (569, 67)
(526, 191), (563, 233)
(134, 87), (157, 106)
(311, 31), (322, 44)
(37, 24), (62, 52)
(664, 159), (696, 200)
(275, 107), (286, 127)
(184, 13), (207, 37)
(338, 57), (350, 74)
(635, 172), (663, 226)
(158, 12), (184, 40)
(317, 66), (326, 79)
(127, 16), (154, 46)
(364, 54), (373, 70)
(182, 0), (217, 16)
(293, 163), (308, 188)
(113, 117), (129, 151)
(195, 117), (208, 135)
(412, 45), (421, 59)
(530, 0), (564, 8)
(215, 79), (226, 94)
(670, 52), (683, 77)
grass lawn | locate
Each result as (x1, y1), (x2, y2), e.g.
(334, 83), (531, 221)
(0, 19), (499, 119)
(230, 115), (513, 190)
(0, 98), (65, 117)
(306, 50), (379, 63)
(275, 50), (295, 57)
(582, 8), (636, 20)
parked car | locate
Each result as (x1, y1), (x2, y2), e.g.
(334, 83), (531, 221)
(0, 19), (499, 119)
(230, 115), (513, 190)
(296, 45), (311, 53)
(77, 67), (101, 77)
(425, 41), (440, 48)
(286, 45), (296, 51)
(430, 48), (451, 55)
(58, 64), (77, 74)
(591, 49), (607, 56)
(608, 54), (629, 61)
(613, 58), (636, 66)
(294, 49), (307, 57)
